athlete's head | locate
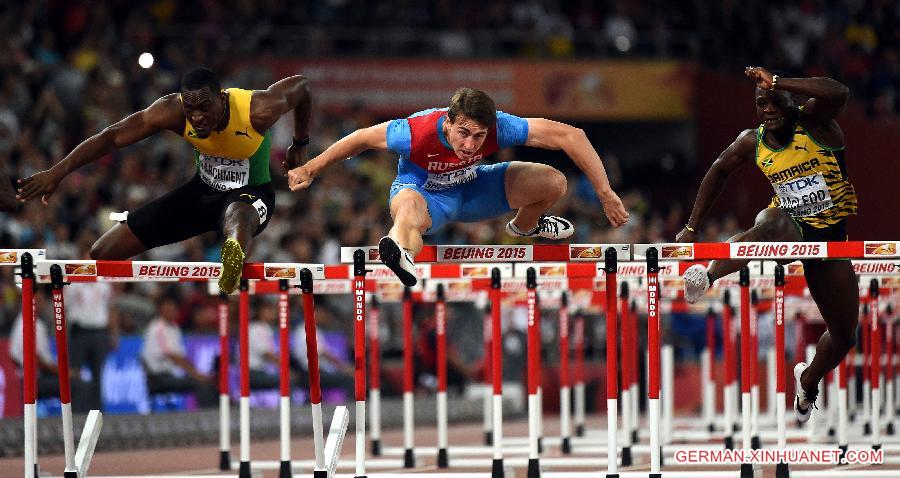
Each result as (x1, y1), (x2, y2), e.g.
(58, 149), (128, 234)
(445, 87), (497, 161)
(180, 67), (226, 139)
(754, 69), (798, 132)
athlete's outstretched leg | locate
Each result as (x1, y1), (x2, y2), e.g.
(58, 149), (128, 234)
(799, 260), (859, 391)
(683, 208), (802, 302)
(380, 188), (432, 286)
(388, 188), (432, 256)
(503, 161), (572, 239)
(90, 224), (148, 260)
(219, 202), (261, 294)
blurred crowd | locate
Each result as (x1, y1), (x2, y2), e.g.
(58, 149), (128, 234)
(3, 1), (887, 360)
(9, 0), (885, 409)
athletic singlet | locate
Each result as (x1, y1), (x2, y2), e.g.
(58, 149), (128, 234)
(755, 124), (858, 228)
(386, 108), (528, 191)
(181, 88), (271, 191)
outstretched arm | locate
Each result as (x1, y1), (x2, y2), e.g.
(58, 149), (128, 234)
(17, 95), (182, 204)
(250, 75), (313, 170)
(524, 118), (629, 227)
(677, 129), (757, 242)
(288, 121), (389, 191)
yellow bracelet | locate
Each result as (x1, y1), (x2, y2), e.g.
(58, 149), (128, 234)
(684, 224), (697, 233)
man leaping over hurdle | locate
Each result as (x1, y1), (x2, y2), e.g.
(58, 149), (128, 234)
(16, 67), (313, 294)
(676, 67), (859, 423)
(288, 87), (629, 286)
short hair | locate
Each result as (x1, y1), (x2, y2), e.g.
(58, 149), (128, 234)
(447, 88), (496, 128)
(180, 67), (221, 93)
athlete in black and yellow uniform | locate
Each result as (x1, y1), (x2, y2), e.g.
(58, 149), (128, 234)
(676, 67), (859, 424)
(17, 68), (313, 294)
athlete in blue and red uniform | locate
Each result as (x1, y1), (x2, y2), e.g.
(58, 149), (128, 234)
(290, 88), (629, 285)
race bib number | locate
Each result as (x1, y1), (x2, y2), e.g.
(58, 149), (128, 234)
(422, 166), (478, 190)
(774, 173), (833, 217)
(198, 154), (250, 191)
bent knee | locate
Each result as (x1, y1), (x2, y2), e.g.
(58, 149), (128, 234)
(545, 168), (567, 198)
(754, 208), (801, 240)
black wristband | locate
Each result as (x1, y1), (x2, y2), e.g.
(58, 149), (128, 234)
(292, 136), (310, 147)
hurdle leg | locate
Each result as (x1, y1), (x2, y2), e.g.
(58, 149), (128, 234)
(525, 268), (540, 477)
(401, 286), (415, 468)
(574, 316), (586, 438)
(300, 269), (327, 477)
(490, 268), (504, 478)
(368, 298), (382, 456)
(619, 289), (632, 467)
(351, 255), (368, 478)
(435, 285), (449, 468)
(48, 269), (77, 478)
(21, 265), (37, 478)
(739, 268), (752, 478)
(483, 304), (493, 446)
(703, 313), (716, 433)
(603, 251), (619, 478)
(773, 268), (789, 478)
(217, 295), (231, 470)
(559, 293), (571, 454)
(238, 280), (252, 478)
(645, 253), (662, 478)
(277, 280), (293, 478)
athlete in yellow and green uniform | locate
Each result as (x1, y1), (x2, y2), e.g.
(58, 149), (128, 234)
(17, 68), (313, 293)
(676, 67), (859, 424)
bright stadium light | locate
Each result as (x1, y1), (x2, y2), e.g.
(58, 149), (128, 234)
(138, 52), (154, 69)
(614, 36), (631, 52)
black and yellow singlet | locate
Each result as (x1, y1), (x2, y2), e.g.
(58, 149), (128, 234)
(181, 88), (271, 191)
(755, 124), (858, 229)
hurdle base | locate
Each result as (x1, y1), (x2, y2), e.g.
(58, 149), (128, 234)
(63, 471), (77, 478)
(776, 462), (790, 478)
(660, 446), (665, 467)
(561, 437), (571, 454)
(219, 450), (231, 470)
(888, 422), (895, 435)
(751, 435), (761, 449)
(527, 458), (540, 478)
(279, 460), (292, 478)
(437, 448), (449, 468)
(35, 464), (39, 478)
(864, 422), (871, 435)
(740, 463), (753, 478)
(650, 474), (662, 478)
(313, 470), (327, 478)
(839, 444), (848, 461)
(239, 461), (251, 478)
(828, 427), (835, 437)
(873, 443), (882, 451)
(707, 423), (715, 432)
(622, 446), (633, 466)
(724, 435), (734, 450)
(632, 430), (638, 443)
(403, 448), (415, 468)
(485, 431), (493, 446)
(576, 424), (585, 437)
(538, 437), (543, 454)
(371, 439), (382, 456)
(491, 458), (505, 478)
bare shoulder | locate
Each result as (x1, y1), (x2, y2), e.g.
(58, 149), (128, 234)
(731, 128), (758, 155)
(144, 94), (185, 132)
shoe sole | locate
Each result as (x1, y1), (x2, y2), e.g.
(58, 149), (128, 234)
(220, 239), (245, 294)
(379, 237), (417, 287)
(794, 363), (812, 423)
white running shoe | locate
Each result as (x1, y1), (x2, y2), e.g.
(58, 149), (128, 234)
(505, 215), (574, 240)
(683, 264), (711, 303)
(378, 236), (418, 287)
(793, 362), (817, 424)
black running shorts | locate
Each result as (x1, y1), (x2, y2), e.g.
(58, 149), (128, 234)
(127, 175), (275, 249)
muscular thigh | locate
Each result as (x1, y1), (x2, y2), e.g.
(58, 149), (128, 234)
(503, 161), (563, 209)
(127, 176), (220, 249)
